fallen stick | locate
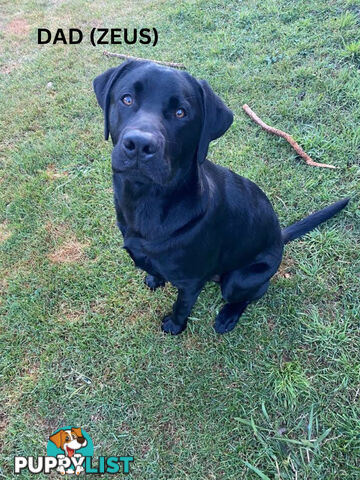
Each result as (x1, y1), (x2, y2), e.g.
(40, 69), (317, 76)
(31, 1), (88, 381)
(242, 104), (336, 169)
(103, 51), (186, 69)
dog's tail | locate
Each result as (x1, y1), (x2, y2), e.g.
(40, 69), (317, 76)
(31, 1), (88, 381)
(282, 198), (349, 244)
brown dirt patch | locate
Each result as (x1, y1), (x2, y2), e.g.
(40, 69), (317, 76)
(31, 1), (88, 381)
(45, 164), (69, 180)
(45, 222), (89, 263)
(58, 303), (85, 323)
(48, 239), (88, 263)
(0, 221), (11, 244)
(6, 19), (30, 36)
(274, 255), (295, 280)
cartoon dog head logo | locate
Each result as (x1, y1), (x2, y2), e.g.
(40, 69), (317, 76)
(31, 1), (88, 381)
(47, 426), (93, 475)
(49, 427), (87, 458)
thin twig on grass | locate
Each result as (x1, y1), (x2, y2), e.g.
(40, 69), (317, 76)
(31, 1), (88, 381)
(242, 104), (336, 169)
(103, 51), (186, 69)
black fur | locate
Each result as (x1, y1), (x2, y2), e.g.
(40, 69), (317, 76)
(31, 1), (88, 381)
(93, 60), (349, 335)
(282, 198), (349, 244)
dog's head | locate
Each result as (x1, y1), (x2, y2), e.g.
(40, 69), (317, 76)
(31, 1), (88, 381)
(49, 428), (87, 457)
(93, 60), (233, 185)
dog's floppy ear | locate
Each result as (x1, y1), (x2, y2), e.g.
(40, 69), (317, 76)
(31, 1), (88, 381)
(197, 80), (233, 164)
(71, 427), (83, 438)
(93, 66), (117, 111)
(93, 60), (138, 141)
(49, 430), (65, 449)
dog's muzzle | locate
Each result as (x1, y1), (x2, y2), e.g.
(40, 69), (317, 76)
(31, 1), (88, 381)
(112, 128), (164, 171)
(112, 128), (170, 184)
(122, 130), (158, 161)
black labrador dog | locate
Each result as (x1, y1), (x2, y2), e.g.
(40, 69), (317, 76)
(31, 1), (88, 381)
(93, 60), (349, 335)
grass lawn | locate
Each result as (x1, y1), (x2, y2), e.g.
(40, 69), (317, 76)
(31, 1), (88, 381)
(1, 0), (359, 478)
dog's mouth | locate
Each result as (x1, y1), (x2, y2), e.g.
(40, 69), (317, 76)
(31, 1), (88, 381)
(112, 165), (151, 181)
(112, 161), (171, 186)
(65, 446), (75, 457)
(112, 166), (133, 174)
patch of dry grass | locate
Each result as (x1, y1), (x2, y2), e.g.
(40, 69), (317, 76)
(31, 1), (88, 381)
(0, 221), (12, 244)
(47, 238), (88, 263)
(45, 164), (69, 181)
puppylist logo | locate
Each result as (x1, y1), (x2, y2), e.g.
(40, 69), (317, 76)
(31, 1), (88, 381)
(14, 426), (133, 475)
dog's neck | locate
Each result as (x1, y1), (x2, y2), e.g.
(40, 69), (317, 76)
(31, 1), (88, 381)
(114, 160), (209, 240)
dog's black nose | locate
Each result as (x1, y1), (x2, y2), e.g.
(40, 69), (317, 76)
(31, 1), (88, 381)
(122, 130), (158, 161)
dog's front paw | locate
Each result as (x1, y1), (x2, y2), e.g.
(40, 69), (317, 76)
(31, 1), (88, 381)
(161, 315), (187, 335)
(145, 274), (165, 291)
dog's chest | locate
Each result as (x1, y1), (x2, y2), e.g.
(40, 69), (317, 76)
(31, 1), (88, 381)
(122, 229), (173, 281)
(114, 182), (165, 238)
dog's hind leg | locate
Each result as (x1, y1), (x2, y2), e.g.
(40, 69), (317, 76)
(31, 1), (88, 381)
(214, 265), (273, 334)
(214, 300), (250, 334)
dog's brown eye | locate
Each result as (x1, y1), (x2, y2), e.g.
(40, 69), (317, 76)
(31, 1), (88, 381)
(175, 108), (186, 118)
(65, 436), (70, 441)
(122, 94), (133, 106)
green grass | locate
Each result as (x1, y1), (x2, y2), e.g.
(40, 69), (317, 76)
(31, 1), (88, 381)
(1, 0), (359, 478)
